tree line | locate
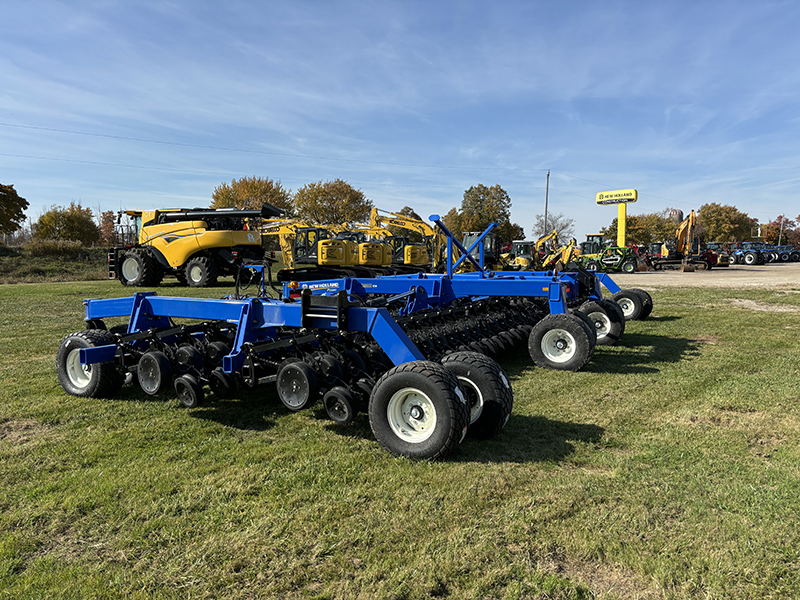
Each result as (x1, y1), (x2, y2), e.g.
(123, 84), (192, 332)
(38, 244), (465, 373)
(2, 177), (799, 248)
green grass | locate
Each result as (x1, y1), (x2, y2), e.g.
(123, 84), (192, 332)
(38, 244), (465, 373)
(1, 280), (800, 599)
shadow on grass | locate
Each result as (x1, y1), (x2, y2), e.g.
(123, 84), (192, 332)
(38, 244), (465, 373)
(456, 415), (605, 464)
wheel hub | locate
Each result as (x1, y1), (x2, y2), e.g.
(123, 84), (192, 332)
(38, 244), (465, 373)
(409, 405), (424, 420)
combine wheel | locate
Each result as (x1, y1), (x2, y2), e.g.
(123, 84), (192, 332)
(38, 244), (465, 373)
(324, 386), (358, 424)
(528, 314), (594, 372)
(184, 256), (218, 288)
(174, 374), (204, 408)
(276, 361), (319, 411)
(209, 368), (236, 398)
(369, 361), (470, 460)
(440, 352), (513, 440)
(120, 248), (159, 287)
(578, 300), (625, 346)
(56, 329), (123, 398)
(612, 290), (644, 321)
(137, 351), (173, 395)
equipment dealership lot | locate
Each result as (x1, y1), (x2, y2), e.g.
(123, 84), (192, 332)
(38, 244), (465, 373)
(616, 261), (800, 289)
(1, 268), (799, 599)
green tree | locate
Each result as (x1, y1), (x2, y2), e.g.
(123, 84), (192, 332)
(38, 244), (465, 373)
(212, 176), (293, 215)
(600, 209), (676, 246)
(532, 212), (575, 240)
(0, 183), (29, 234)
(440, 207), (463, 240)
(34, 201), (100, 245)
(696, 203), (753, 242)
(459, 184), (524, 243)
(293, 179), (373, 225)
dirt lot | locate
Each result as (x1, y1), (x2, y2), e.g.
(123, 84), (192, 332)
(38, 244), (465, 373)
(607, 261), (800, 289)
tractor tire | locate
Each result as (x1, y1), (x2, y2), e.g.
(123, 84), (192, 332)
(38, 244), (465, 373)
(621, 260), (637, 274)
(184, 256), (219, 288)
(729, 254), (738, 265)
(528, 314), (594, 372)
(743, 252), (757, 265)
(119, 248), (160, 287)
(612, 289), (645, 321)
(56, 329), (123, 398)
(369, 361), (470, 460)
(791, 252), (800, 262)
(578, 300), (625, 346)
(585, 260), (601, 272)
(440, 351), (513, 440)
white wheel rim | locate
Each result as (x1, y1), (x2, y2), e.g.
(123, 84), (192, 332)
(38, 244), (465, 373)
(540, 328), (577, 363)
(387, 387), (438, 443)
(121, 258), (140, 281)
(617, 298), (635, 318)
(587, 311), (611, 339)
(66, 349), (92, 389)
(188, 265), (203, 282)
(456, 377), (484, 424)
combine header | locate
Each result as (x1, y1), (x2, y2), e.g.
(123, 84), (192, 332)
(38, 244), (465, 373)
(57, 215), (653, 460)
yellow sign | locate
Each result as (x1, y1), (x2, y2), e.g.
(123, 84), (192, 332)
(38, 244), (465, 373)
(596, 189), (638, 205)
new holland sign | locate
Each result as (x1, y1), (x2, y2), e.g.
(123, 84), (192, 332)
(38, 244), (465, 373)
(596, 189), (638, 205)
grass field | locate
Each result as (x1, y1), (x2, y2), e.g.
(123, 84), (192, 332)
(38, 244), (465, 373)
(1, 278), (799, 599)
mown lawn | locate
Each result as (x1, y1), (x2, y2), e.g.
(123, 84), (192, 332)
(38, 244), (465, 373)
(1, 279), (799, 599)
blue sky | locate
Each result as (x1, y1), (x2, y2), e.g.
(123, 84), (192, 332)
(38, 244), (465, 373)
(3, 0), (800, 240)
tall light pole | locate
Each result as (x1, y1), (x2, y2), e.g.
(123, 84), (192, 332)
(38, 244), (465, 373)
(543, 170), (550, 234)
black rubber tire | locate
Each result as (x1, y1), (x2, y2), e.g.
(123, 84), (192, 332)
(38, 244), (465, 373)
(627, 288), (653, 319)
(205, 341), (230, 367)
(209, 368), (236, 398)
(528, 314), (594, 371)
(791, 252), (800, 262)
(743, 252), (757, 265)
(569, 310), (598, 346)
(621, 260), (637, 274)
(612, 289), (645, 321)
(119, 248), (160, 287)
(324, 386), (358, 424)
(578, 300), (625, 346)
(440, 351), (513, 440)
(137, 351), (173, 396)
(184, 256), (218, 288)
(174, 374), (204, 408)
(175, 345), (204, 373)
(369, 361), (470, 460)
(585, 260), (600, 272)
(56, 329), (123, 398)
(276, 361), (319, 411)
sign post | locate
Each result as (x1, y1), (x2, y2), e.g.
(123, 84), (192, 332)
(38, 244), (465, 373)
(595, 189), (638, 247)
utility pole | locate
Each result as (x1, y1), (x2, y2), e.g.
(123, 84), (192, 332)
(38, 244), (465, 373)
(778, 216), (785, 246)
(544, 170), (550, 234)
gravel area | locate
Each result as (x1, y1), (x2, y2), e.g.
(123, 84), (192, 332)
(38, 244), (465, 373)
(604, 262), (800, 289)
